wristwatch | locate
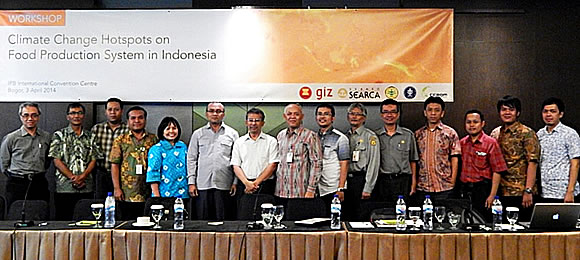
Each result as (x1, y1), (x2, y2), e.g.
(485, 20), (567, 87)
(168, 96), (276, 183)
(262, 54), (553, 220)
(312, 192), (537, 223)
(337, 187), (347, 192)
(524, 188), (533, 194)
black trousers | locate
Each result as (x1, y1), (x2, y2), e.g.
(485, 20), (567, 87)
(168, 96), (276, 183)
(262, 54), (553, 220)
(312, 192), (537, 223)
(343, 172), (367, 221)
(196, 189), (234, 220)
(5, 173), (49, 211)
(459, 180), (493, 222)
(94, 167), (114, 200)
(372, 174), (411, 204)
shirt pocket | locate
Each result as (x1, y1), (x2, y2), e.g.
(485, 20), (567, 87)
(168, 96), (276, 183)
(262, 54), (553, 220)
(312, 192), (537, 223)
(199, 140), (210, 154)
(323, 144), (333, 160)
(473, 152), (488, 169)
(396, 141), (410, 157)
(219, 138), (234, 156)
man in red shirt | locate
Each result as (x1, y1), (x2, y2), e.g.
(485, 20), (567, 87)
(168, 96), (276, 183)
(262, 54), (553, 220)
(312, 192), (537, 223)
(459, 110), (507, 221)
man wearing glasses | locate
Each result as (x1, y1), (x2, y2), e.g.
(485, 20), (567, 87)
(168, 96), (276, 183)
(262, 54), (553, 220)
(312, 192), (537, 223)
(374, 99), (418, 204)
(187, 102), (239, 220)
(231, 108), (279, 196)
(49, 103), (102, 220)
(0, 102), (51, 209)
(344, 103), (379, 220)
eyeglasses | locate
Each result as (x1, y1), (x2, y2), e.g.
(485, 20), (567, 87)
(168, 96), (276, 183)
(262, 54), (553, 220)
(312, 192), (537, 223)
(207, 109), (224, 114)
(20, 113), (40, 119)
(316, 112), (332, 116)
(67, 111), (85, 116)
(380, 110), (398, 115)
(247, 118), (263, 123)
(348, 112), (365, 117)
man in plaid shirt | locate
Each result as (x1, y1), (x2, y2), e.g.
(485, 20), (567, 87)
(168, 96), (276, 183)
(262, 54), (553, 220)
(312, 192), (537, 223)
(91, 97), (129, 199)
(459, 109), (507, 221)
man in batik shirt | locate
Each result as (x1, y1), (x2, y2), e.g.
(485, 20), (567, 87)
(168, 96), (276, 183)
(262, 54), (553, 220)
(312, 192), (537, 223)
(110, 106), (158, 220)
(491, 95), (540, 221)
(537, 97), (579, 203)
(49, 103), (102, 220)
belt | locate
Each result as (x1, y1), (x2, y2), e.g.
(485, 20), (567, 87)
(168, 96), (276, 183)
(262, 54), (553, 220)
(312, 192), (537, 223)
(347, 171), (365, 178)
(7, 171), (38, 180)
(379, 173), (407, 179)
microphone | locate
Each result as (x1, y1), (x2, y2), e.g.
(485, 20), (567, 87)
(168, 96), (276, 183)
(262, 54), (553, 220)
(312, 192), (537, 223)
(246, 184), (264, 230)
(15, 175), (35, 227)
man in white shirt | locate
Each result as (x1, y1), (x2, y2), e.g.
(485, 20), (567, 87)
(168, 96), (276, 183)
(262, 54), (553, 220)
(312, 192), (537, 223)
(231, 108), (279, 195)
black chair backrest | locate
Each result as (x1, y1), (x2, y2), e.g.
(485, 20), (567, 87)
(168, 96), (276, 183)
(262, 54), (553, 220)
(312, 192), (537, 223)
(7, 200), (49, 221)
(144, 197), (179, 220)
(286, 198), (327, 221)
(359, 201), (394, 221)
(0, 195), (5, 220)
(237, 194), (276, 220)
(73, 199), (105, 221)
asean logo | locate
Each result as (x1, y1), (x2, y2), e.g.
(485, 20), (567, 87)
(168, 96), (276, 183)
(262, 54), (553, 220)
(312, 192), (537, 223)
(337, 88), (348, 98)
(384, 86), (399, 99)
(299, 86), (312, 99)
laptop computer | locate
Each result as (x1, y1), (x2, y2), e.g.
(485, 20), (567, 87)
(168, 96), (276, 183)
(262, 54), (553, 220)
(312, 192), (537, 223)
(526, 203), (580, 230)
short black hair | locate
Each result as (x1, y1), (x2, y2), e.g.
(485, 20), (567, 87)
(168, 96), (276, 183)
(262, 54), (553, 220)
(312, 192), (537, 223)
(126, 106), (147, 119)
(424, 96), (445, 110)
(380, 99), (401, 113)
(157, 116), (181, 141)
(541, 97), (565, 113)
(315, 104), (335, 117)
(106, 97), (123, 109)
(497, 95), (521, 113)
(19, 102), (41, 115)
(67, 102), (85, 114)
(464, 109), (485, 121)
(246, 108), (265, 121)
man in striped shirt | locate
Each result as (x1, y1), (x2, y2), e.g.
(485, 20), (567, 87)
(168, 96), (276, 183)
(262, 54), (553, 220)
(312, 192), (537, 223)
(275, 104), (323, 204)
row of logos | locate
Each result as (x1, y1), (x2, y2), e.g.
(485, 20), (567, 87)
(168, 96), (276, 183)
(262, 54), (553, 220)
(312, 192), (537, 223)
(298, 85), (449, 100)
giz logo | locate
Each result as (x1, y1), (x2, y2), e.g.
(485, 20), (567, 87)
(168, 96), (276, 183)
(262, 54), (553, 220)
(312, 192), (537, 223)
(315, 87), (333, 100)
(299, 86), (312, 99)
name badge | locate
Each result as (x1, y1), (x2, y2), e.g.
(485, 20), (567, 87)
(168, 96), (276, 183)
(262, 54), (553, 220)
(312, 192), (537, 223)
(136, 164), (143, 175)
(352, 150), (360, 162)
(286, 152), (293, 163)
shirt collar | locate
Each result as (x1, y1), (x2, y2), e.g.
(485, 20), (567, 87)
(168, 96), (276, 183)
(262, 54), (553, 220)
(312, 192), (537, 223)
(160, 139), (184, 149)
(503, 121), (522, 133)
(64, 125), (87, 137)
(287, 126), (304, 136)
(425, 122), (444, 132)
(204, 122), (224, 131)
(244, 132), (266, 141)
(544, 122), (564, 133)
(319, 126), (334, 136)
(19, 125), (43, 137)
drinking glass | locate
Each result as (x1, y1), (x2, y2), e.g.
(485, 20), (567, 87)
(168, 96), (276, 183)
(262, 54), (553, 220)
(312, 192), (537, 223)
(408, 207), (422, 231)
(91, 203), (104, 228)
(261, 203), (274, 229)
(506, 207), (519, 231)
(273, 205), (285, 229)
(434, 206), (446, 230)
(447, 211), (461, 230)
(151, 205), (164, 229)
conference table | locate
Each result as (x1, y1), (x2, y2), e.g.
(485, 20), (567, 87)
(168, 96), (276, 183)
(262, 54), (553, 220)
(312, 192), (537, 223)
(0, 221), (578, 260)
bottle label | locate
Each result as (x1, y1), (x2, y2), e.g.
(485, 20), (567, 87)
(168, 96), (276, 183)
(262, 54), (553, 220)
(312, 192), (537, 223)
(396, 205), (406, 214)
(423, 205), (433, 212)
(331, 205), (341, 213)
(492, 205), (502, 214)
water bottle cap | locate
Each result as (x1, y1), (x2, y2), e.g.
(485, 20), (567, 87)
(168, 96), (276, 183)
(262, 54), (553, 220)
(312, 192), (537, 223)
(333, 194), (339, 198)
(398, 195), (403, 198)
(176, 195), (182, 198)
(494, 196), (499, 199)
(425, 195), (430, 198)
(108, 192), (112, 196)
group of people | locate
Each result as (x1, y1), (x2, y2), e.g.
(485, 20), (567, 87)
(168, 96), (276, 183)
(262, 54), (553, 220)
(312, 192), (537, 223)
(1, 96), (578, 222)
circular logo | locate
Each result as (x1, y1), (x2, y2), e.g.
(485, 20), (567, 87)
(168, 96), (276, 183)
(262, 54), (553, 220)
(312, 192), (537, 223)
(384, 86), (399, 99)
(299, 86), (312, 99)
(337, 88), (348, 98)
(403, 86), (417, 99)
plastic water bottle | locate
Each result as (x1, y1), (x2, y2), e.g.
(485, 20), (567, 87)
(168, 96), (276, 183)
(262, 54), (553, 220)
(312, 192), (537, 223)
(104, 192), (116, 228)
(492, 196), (503, 231)
(423, 195), (433, 231)
(330, 194), (341, 229)
(396, 195), (407, 231)
(174, 195), (184, 230)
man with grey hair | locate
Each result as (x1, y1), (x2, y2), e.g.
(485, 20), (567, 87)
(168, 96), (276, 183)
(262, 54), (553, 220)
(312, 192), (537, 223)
(344, 102), (380, 220)
(275, 103), (322, 204)
(188, 102), (239, 220)
(0, 102), (51, 209)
